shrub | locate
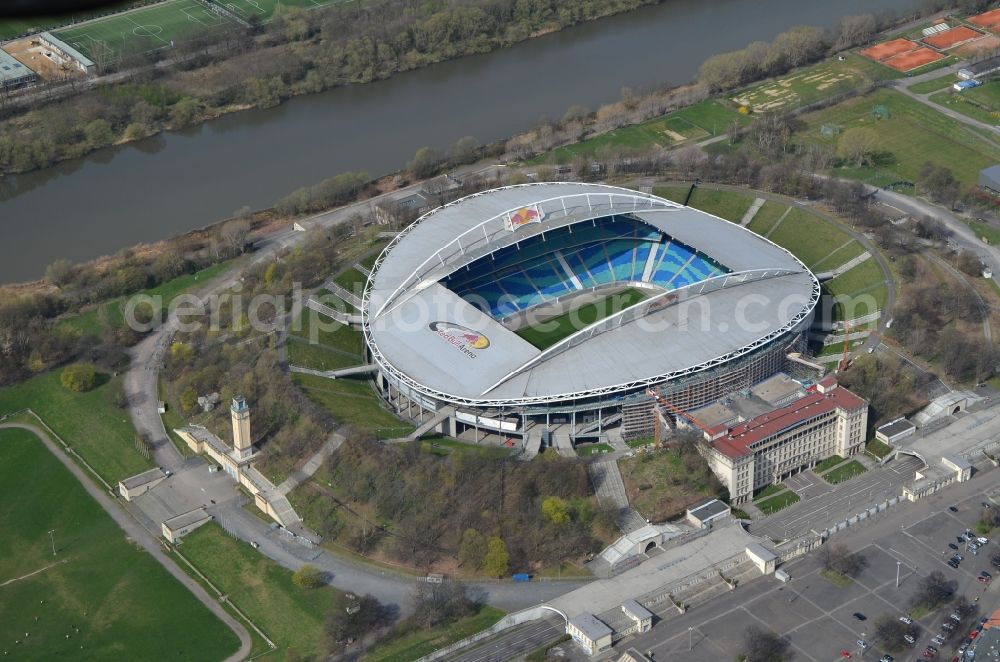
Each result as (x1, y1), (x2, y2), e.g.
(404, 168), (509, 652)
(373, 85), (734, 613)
(60, 363), (97, 392)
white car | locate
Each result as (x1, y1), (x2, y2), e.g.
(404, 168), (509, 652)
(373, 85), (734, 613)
(932, 635), (946, 645)
(904, 634), (916, 645)
(857, 640), (868, 649)
(978, 537), (990, 545)
(900, 616), (913, 625)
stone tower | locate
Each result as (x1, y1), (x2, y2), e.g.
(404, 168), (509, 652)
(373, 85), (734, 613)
(231, 395), (252, 460)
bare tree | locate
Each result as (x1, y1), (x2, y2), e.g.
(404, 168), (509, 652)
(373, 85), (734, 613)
(742, 625), (789, 662)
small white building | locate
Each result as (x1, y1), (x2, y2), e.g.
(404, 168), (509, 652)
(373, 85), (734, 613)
(746, 543), (778, 574)
(686, 499), (731, 528)
(875, 417), (916, 445)
(162, 507), (213, 543)
(621, 599), (653, 634)
(118, 467), (167, 501)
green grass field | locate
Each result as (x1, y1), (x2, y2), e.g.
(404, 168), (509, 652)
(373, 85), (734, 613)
(0, 2), (135, 40)
(332, 267), (368, 293)
(0, 428), (239, 660)
(366, 605), (506, 662)
(286, 308), (364, 371)
(576, 443), (614, 457)
(652, 186), (755, 222)
(175, 524), (335, 659)
(821, 459), (867, 484)
(59, 260), (232, 336)
(823, 259), (885, 300)
(823, 257), (887, 321)
(732, 53), (897, 114)
(755, 490), (800, 515)
(907, 72), (957, 94)
(515, 288), (647, 349)
(970, 219), (1000, 245)
(0, 371), (149, 484)
(812, 455), (845, 473)
(811, 238), (866, 271)
(53, 0), (240, 60)
(765, 208), (857, 269)
(526, 99), (749, 165)
(930, 83), (1000, 127)
(801, 88), (1000, 188)
(421, 436), (512, 459)
(293, 373), (412, 435)
(746, 201), (789, 236)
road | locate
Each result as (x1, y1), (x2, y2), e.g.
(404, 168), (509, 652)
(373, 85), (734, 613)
(893, 63), (1000, 144)
(121, 162), (586, 620)
(0, 422), (253, 662)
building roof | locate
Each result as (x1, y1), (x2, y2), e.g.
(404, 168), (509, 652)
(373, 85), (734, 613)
(876, 418), (916, 438)
(119, 467), (166, 490)
(621, 599), (653, 622)
(568, 613), (612, 641)
(712, 383), (866, 459)
(746, 542), (777, 563)
(39, 32), (95, 68)
(688, 499), (730, 521)
(365, 183), (818, 406)
(751, 373), (805, 406)
(0, 49), (36, 84)
(162, 507), (211, 531)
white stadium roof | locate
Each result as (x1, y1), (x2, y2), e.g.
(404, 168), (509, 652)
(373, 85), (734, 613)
(363, 183), (819, 407)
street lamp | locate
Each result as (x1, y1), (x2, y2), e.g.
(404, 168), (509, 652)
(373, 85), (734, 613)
(48, 529), (56, 557)
(689, 627), (693, 651)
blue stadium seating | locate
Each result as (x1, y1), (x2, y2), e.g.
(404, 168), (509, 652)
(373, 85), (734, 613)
(444, 214), (729, 320)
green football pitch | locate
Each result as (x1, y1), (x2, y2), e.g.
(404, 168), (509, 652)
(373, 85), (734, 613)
(51, 0), (336, 61)
(0, 427), (240, 659)
(516, 288), (648, 349)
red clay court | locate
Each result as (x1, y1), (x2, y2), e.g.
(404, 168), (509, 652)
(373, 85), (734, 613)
(970, 7), (1000, 29)
(860, 38), (917, 61)
(883, 47), (945, 72)
(923, 25), (983, 49)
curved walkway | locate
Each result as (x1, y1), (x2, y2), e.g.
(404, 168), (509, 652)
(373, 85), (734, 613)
(0, 423), (253, 662)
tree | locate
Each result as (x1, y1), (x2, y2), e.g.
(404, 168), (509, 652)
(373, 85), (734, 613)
(84, 119), (114, 148)
(819, 543), (864, 578)
(955, 249), (984, 277)
(292, 563), (326, 589)
(408, 146), (441, 179)
(411, 582), (475, 628)
(45, 258), (75, 288)
(180, 386), (199, 414)
(741, 625), (789, 662)
(60, 363), (97, 392)
(541, 496), (570, 525)
(872, 614), (910, 652)
(482, 537), (509, 578)
(837, 128), (878, 167)
(458, 528), (487, 569)
(835, 13), (878, 50)
(169, 97), (202, 128)
(910, 571), (954, 611)
(449, 136), (480, 165)
(218, 219), (251, 258)
(324, 593), (391, 648)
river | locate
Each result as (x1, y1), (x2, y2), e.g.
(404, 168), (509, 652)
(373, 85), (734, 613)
(0, 0), (916, 282)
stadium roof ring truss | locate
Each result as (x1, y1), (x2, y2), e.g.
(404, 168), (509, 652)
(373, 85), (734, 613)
(361, 183), (820, 409)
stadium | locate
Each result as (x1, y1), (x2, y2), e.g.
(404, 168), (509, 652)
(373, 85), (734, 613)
(361, 183), (820, 449)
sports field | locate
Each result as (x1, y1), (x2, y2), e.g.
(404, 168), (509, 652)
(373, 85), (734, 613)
(859, 38), (916, 62)
(0, 428), (240, 660)
(969, 7), (1000, 30)
(801, 88), (1000, 188)
(515, 288), (647, 349)
(930, 81), (1000, 126)
(922, 25), (983, 50)
(52, 0), (240, 60)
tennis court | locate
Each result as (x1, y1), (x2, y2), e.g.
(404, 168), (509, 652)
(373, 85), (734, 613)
(922, 25), (983, 50)
(883, 47), (945, 72)
(52, 0), (240, 60)
(859, 38), (916, 62)
(970, 7), (1000, 30)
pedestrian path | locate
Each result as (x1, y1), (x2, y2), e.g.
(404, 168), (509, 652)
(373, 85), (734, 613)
(740, 197), (766, 226)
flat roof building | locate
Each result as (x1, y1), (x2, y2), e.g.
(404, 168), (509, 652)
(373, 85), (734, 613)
(687, 499), (731, 528)
(162, 507), (213, 544)
(567, 613), (613, 656)
(875, 417), (916, 444)
(118, 467), (167, 501)
(700, 378), (868, 504)
(621, 599), (653, 634)
(0, 48), (38, 90)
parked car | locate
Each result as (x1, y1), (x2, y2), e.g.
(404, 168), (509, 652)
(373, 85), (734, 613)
(950, 506), (959, 512)
(953, 554), (965, 562)
(948, 560), (960, 568)
(982, 570), (993, 578)
(943, 622), (955, 631)
(950, 613), (963, 622)
(932, 635), (945, 645)
(879, 655), (894, 662)
(950, 543), (959, 550)
(904, 634), (916, 645)
(857, 640), (868, 649)
(900, 616), (913, 625)
(978, 537), (990, 545)
(853, 613), (867, 621)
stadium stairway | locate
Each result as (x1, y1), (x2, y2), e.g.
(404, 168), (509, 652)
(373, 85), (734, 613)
(406, 405), (456, 440)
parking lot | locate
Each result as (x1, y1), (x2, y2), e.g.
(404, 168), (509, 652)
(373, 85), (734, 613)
(618, 467), (1000, 662)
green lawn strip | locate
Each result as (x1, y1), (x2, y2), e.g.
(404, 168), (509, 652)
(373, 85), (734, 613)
(820, 568), (854, 588)
(313, 290), (359, 313)
(823, 259), (885, 300)
(755, 490), (800, 515)
(292, 373), (412, 434)
(652, 186), (690, 204)
(765, 208), (856, 269)
(908, 72), (958, 94)
(286, 338), (364, 371)
(753, 483), (788, 500)
(812, 455), (846, 473)
(421, 436), (512, 459)
(745, 201), (789, 236)
(365, 605), (506, 662)
(332, 267), (369, 293)
(821, 459), (867, 485)
(810, 239), (866, 272)
(801, 88), (1000, 189)
(526, 99), (748, 165)
(866, 438), (893, 459)
(515, 288), (647, 350)
(0, 371), (149, 484)
(685, 188), (754, 222)
(59, 260), (233, 335)
(159, 392), (195, 458)
(970, 219), (1000, 245)
(0, 428), (240, 660)
(576, 443), (614, 457)
(174, 524), (335, 659)
(626, 436), (654, 448)
(289, 308), (364, 356)
(929, 81), (1000, 127)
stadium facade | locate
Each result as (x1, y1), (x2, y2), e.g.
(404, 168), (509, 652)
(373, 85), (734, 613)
(361, 183), (820, 448)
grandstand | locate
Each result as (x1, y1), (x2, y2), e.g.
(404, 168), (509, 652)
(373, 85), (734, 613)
(361, 183), (819, 447)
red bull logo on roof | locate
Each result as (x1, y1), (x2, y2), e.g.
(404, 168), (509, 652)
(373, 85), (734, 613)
(429, 322), (490, 359)
(505, 205), (544, 231)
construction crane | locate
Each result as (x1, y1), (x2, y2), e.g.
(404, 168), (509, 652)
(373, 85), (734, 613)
(837, 320), (852, 373)
(646, 387), (712, 447)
